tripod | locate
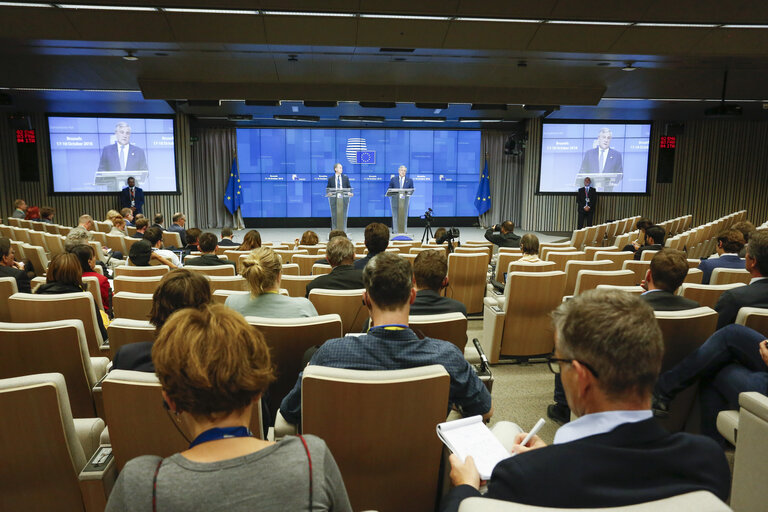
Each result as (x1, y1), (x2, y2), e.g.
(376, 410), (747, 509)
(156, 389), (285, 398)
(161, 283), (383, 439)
(421, 222), (434, 244)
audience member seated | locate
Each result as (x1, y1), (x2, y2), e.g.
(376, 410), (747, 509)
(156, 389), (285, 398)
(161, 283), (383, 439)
(518, 233), (541, 262)
(120, 207), (134, 227)
(353, 222), (389, 270)
(110, 217), (126, 235)
(305, 237), (363, 296)
(296, 229), (319, 248)
(168, 212), (187, 247)
(484, 220), (521, 248)
(24, 205), (40, 221)
(112, 269), (212, 373)
(641, 249), (700, 310)
(105, 210), (121, 224)
(280, 252), (493, 426)
(151, 213), (164, 230)
(315, 229), (347, 264)
(237, 230), (262, 251)
(104, 304), (352, 512)
(714, 230), (768, 329)
(654, 324), (768, 445)
(78, 214), (95, 231)
(218, 227), (237, 246)
(698, 229), (746, 284)
(144, 227), (180, 268)
(185, 232), (235, 269)
(732, 220), (755, 258)
(35, 253), (108, 342)
(183, 227), (201, 254)
(132, 217), (149, 239)
(11, 198), (27, 219)
(0, 236), (31, 293)
(622, 217), (653, 253)
(444, 289), (730, 511)
(40, 206), (55, 223)
(225, 247), (317, 318)
(65, 226), (113, 276)
(410, 249), (467, 316)
(71, 243), (111, 312)
(633, 225), (665, 260)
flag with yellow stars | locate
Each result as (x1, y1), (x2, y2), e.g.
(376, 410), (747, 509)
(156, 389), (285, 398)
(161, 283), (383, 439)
(474, 160), (491, 215)
(223, 157), (243, 215)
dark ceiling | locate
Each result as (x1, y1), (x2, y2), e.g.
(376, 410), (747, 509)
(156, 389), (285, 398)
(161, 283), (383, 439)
(1, 0), (767, 125)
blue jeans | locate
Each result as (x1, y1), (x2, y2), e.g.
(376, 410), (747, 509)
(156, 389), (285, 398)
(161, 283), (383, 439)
(656, 324), (768, 440)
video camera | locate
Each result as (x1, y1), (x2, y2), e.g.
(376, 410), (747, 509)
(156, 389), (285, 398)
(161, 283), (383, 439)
(436, 227), (460, 245)
(421, 208), (434, 222)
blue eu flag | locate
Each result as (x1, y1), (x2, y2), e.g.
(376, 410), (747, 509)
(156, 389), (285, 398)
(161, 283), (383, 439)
(355, 150), (376, 164)
(474, 160), (491, 215)
(223, 157), (242, 215)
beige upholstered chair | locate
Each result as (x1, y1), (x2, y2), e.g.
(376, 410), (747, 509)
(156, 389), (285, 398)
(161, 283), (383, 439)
(113, 275), (163, 294)
(622, 259), (651, 285)
(456, 491), (731, 512)
(655, 307), (719, 433)
(710, 267), (751, 285)
(308, 288), (368, 334)
(104, 233), (127, 254)
(44, 233), (66, 258)
(81, 275), (105, 311)
(0, 276), (18, 321)
(573, 269), (636, 296)
(297, 244), (323, 255)
(281, 274), (316, 297)
(245, 314), (342, 416)
(224, 250), (251, 270)
(455, 246), (492, 264)
(446, 252), (488, 314)
(409, 312), (468, 352)
(569, 228), (587, 251)
(640, 249), (660, 261)
(112, 291), (153, 321)
(300, 365), (449, 512)
(207, 275), (248, 292)
(684, 268), (704, 284)
(0, 320), (108, 418)
(161, 230), (182, 249)
(292, 253), (319, 275)
(114, 264), (170, 277)
(0, 373), (113, 511)
(539, 245), (577, 261)
(312, 263), (333, 275)
(183, 264), (236, 276)
(563, 260), (614, 296)
(482, 271), (566, 363)
(678, 282), (745, 309)
(281, 262), (300, 275)
(735, 307), (768, 336)
(211, 289), (249, 304)
(9, 292), (108, 358)
(495, 252), (522, 282)
(90, 231), (107, 245)
(22, 243), (49, 276)
(546, 251), (589, 272)
(584, 245), (618, 260)
(274, 248), (308, 262)
(28, 229), (48, 250)
(107, 318), (155, 358)
(595, 284), (645, 295)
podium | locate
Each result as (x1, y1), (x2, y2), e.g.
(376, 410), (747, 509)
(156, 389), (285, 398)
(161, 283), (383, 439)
(573, 173), (622, 192)
(326, 187), (353, 231)
(386, 188), (414, 234)
(94, 170), (148, 191)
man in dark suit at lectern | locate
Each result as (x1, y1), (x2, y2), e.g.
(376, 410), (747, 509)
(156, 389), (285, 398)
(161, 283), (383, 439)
(388, 165), (414, 190)
(327, 163), (351, 190)
(119, 176), (145, 215)
(576, 177), (597, 229)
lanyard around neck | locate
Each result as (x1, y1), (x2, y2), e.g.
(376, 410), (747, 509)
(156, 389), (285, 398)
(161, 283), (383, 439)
(188, 426), (252, 449)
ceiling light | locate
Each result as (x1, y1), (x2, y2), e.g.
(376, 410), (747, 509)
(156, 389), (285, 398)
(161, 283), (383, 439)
(122, 51), (138, 61)
(0, 2), (53, 7)
(634, 22), (718, 28)
(339, 116), (385, 123)
(274, 115), (319, 122)
(57, 4), (157, 11)
(622, 63), (637, 71)
(262, 10), (356, 17)
(401, 116), (446, 122)
(359, 14), (451, 21)
(454, 17), (542, 23)
(162, 7), (257, 14)
(546, 20), (632, 26)
(720, 24), (768, 29)
(459, 118), (503, 123)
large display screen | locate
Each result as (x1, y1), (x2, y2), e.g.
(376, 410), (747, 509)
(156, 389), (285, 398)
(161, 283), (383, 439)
(48, 115), (178, 193)
(538, 122), (651, 193)
(235, 128), (481, 218)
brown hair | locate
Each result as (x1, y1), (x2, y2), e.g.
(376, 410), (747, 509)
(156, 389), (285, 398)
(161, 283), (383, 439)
(501, 221), (515, 233)
(716, 229), (746, 254)
(237, 230), (262, 251)
(152, 304), (275, 419)
(197, 232), (218, 253)
(649, 249), (689, 293)
(747, 229), (768, 276)
(551, 288), (663, 401)
(433, 228), (447, 242)
(240, 247), (282, 296)
(732, 221), (755, 243)
(105, 210), (121, 222)
(46, 253), (83, 289)
(185, 228), (202, 246)
(363, 252), (412, 310)
(520, 233), (539, 256)
(328, 229), (346, 241)
(299, 230), (319, 246)
(413, 250), (447, 291)
(135, 218), (149, 230)
(149, 269), (212, 330)
(112, 217), (125, 230)
(40, 206), (55, 220)
(325, 236), (355, 266)
(120, 208), (133, 218)
(364, 222), (389, 254)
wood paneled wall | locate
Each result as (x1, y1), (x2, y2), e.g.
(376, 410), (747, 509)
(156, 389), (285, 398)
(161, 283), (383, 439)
(514, 119), (768, 231)
(0, 113), (195, 228)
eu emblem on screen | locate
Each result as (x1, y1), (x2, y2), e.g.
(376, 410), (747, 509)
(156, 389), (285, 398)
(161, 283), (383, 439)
(355, 150), (376, 164)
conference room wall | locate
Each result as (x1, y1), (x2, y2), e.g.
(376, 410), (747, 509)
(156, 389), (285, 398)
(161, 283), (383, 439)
(506, 118), (768, 231)
(0, 113), (195, 228)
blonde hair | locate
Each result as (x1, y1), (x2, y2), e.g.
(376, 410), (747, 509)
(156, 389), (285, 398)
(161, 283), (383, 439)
(240, 247), (282, 296)
(105, 210), (121, 222)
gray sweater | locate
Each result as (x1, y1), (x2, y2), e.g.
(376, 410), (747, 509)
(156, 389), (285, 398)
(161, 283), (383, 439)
(225, 291), (318, 318)
(105, 435), (351, 512)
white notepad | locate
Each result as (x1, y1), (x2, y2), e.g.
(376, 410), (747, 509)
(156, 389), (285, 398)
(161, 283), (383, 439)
(436, 415), (511, 480)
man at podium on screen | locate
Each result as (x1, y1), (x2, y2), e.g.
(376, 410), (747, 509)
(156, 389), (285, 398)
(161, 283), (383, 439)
(388, 165), (414, 190)
(579, 127), (623, 192)
(97, 122), (148, 176)
(327, 163), (351, 193)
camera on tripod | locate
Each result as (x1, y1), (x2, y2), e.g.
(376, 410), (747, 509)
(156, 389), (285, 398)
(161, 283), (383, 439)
(436, 227), (460, 245)
(421, 208), (434, 222)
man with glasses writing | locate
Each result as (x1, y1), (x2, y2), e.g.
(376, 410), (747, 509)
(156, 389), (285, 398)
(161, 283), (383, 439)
(443, 289), (729, 510)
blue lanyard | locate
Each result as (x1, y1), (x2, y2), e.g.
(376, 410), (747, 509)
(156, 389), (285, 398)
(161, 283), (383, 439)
(188, 426), (252, 449)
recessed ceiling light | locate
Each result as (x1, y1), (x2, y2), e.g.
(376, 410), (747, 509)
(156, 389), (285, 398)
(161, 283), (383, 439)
(123, 52), (138, 61)
(622, 63), (637, 71)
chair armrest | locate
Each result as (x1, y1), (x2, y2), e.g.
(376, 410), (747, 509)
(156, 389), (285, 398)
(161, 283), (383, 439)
(73, 418), (107, 460)
(740, 391), (768, 422)
(92, 372), (110, 420)
(89, 357), (110, 381)
(79, 446), (117, 512)
(273, 410), (298, 440)
(716, 410), (739, 445)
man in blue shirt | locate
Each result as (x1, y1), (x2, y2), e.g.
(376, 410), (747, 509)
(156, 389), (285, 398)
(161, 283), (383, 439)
(280, 251), (493, 426)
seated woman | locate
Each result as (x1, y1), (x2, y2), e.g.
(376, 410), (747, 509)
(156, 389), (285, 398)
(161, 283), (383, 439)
(35, 253), (108, 342)
(518, 233), (541, 263)
(111, 269), (211, 373)
(295, 229), (319, 248)
(105, 209), (121, 224)
(110, 216), (126, 235)
(105, 304), (352, 512)
(236, 230), (262, 251)
(70, 244), (111, 313)
(226, 247), (317, 318)
(25, 205), (41, 221)
(40, 206), (55, 223)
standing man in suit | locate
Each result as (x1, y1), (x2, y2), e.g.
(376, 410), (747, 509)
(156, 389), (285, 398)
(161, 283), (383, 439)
(119, 176), (145, 215)
(97, 122), (148, 180)
(698, 229), (746, 284)
(576, 177), (597, 229)
(444, 289), (730, 511)
(388, 165), (414, 190)
(305, 236), (363, 296)
(579, 127), (623, 191)
(640, 249), (700, 310)
(326, 162), (351, 190)
(714, 229), (768, 328)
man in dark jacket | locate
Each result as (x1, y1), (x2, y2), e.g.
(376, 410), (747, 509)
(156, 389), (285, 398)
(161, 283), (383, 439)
(184, 232), (235, 270)
(640, 249), (700, 311)
(410, 249), (466, 316)
(0, 237), (31, 293)
(484, 221), (520, 248)
(634, 225), (665, 261)
(306, 236), (363, 296)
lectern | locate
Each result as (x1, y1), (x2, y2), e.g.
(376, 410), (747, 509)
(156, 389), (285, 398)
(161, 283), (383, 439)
(574, 173), (622, 193)
(386, 188), (414, 234)
(326, 187), (353, 231)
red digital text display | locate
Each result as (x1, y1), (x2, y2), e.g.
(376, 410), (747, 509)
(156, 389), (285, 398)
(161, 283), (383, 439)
(16, 129), (36, 144)
(659, 136), (676, 149)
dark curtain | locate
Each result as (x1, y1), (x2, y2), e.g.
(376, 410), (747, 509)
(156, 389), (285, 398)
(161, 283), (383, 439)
(479, 130), (525, 229)
(191, 126), (238, 229)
